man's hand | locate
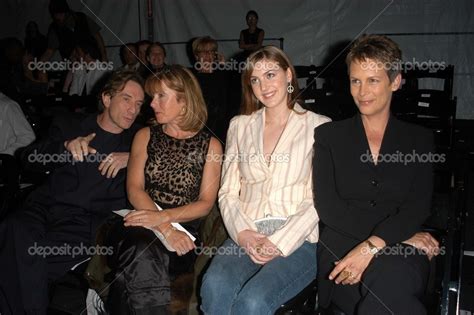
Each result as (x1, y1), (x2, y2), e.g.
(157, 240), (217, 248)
(64, 133), (97, 162)
(98, 152), (130, 178)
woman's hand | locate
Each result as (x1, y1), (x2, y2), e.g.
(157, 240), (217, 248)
(165, 227), (196, 256)
(251, 237), (282, 265)
(237, 230), (281, 265)
(329, 241), (376, 285)
(402, 232), (440, 260)
(124, 209), (170, 229)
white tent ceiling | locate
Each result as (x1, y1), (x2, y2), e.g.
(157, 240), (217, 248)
(1, 0), (473, 118)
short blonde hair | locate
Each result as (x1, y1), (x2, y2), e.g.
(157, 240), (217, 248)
(192, 36), (218, 56)
(145, 65), (207, 132)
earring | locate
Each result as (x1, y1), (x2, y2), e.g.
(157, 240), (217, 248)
(287, 82), (294, 94)
(181, 106), (186, 114)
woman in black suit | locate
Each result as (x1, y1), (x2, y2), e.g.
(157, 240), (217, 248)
(313, 35), (440, 314)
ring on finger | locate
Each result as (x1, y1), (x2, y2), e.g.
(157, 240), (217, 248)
(341, 270), (352, 279)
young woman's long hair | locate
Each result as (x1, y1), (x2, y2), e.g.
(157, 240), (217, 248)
(240, 46), (300, 115)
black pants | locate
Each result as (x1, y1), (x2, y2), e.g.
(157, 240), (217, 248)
(319, 243), (430, 315)
(0, 154), (19, 192)
(0, 154), (19, 219)
(105, 220), (197, 314)
(0, 201), (98, 314)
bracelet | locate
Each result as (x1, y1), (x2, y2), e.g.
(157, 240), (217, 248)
(365, 240), (380, 255)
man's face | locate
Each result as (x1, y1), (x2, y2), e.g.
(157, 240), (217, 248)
(102, 80), (144, 133)
(147, 46), (165, 68)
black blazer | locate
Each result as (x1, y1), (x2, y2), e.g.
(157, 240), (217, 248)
(313, 114), (434, 307)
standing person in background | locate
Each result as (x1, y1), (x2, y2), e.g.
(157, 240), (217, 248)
(237, 10), (265, 61)
(40, 0), (108, 62)
(200, 46), (330, 314)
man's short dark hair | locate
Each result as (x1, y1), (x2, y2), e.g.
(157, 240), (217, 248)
(98, 69), (144, 112)
(346, 34), (402, 82)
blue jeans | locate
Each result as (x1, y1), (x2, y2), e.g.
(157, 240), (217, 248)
(200, 239), (317, 315)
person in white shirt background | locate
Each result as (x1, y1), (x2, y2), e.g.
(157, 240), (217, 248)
(0, 92), (35, 213)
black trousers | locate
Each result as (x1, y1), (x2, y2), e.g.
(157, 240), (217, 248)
(0, 154), (19, 192)
(0, 201), (98, 314)
(319, 243), (430, 315)
(105, 220), (197, 314)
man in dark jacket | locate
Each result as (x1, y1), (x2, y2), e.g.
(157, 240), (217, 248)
(0, 69), (144, 314)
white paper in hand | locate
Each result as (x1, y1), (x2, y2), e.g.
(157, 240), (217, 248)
(113, 203), (195, 252)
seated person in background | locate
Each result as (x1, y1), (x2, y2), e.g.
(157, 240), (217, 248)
(41, 0), (107, 62)
(136, 39), (151, 66)
(0, 92), (35, 201)
(200, 46), (331, 314)
(119, 42), (140, 71)
(237, 10), (264, 61)
(191, 36), (241, 143)
(24, 21), (47, 59)
(138, 41), (167, 79)
(63, 40), (110, 97)
(105, 65), (221, 313)
(313, 34), (440, 315)
(0, 69), (144, 314)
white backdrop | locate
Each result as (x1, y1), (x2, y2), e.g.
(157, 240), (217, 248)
(1, 0), (473, 118)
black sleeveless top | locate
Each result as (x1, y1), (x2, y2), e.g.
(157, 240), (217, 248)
(241, 27), (264, 46)
(144, 125), (211, 234)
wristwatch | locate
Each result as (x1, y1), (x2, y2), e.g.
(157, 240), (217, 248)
(365, 240), (380, 255)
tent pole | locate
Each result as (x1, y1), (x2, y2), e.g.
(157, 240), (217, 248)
(147, 0), (154, 42)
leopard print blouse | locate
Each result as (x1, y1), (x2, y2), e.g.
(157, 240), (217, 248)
(144, 124), (211, 212)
